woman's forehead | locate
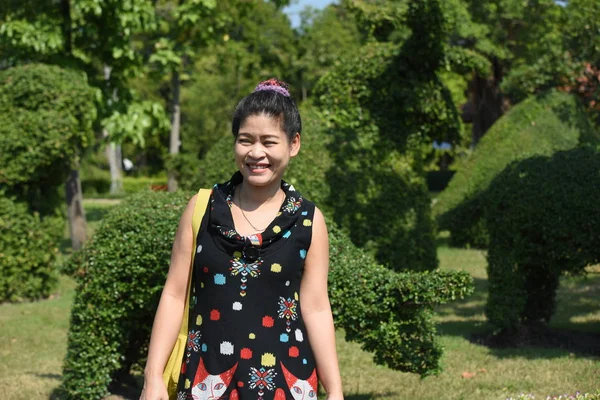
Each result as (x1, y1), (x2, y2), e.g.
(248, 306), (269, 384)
(238, 114), (285, 136)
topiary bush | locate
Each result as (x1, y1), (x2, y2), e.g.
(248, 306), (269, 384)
(61, 190), (190, 400)
(483, 147), (600, 331)
(0, 63), (97, 216)
(0, 63), (97, 301)
(0, 197), (62, 302)
(313, 1), (460, 271)
(61, 189), (473, 398)
(434, 90), (599, 248)
(327, 225), (473, 374)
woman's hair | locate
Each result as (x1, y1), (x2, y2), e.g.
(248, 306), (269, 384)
(231, 78), (301, 142)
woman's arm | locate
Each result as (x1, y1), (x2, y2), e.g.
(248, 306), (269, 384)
(140, 194), (198, 400)
(300, 207), (344, 400)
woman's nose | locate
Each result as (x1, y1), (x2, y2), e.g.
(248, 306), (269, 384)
(248, 143), (266, 158)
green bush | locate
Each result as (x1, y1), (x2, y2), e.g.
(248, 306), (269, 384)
(310, 0), (461, 270)
(0, 197), (62, 302)
(61, 190), (190, 399)
(62, 190), (473, 398)
(0, 63), (97, 216)
(483, 147), (600, 331)
(313, 41), (449, 271)
(328, 225), (473, 374)
(434, 90), (599, 248)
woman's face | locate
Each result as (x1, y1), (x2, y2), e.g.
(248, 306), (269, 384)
(235, 113), (300, 189)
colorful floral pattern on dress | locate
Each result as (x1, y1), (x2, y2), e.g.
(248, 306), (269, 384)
(278, 297), (298, 333)
(249, 367), (277, 399)
(230, 254), (263, 297)
(283, 197), (302, 214)
(187, 330), (201, 354)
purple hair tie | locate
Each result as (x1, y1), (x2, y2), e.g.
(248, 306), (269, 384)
(253, 82), (290, 97)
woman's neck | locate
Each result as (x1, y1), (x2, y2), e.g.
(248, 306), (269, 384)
(237, 180), (283, 210)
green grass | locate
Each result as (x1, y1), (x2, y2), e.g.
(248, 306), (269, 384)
(1, 204), (599, 399)
(0, 275), (76, 400)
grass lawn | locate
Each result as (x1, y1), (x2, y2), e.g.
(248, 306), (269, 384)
(1, 202), (598, 399)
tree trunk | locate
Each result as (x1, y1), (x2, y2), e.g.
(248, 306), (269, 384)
(468, 59), (506, 149)
(60, 0), (72, 54)
(168, 69), (181, 192)
(66, 169), (87, 251)
(102, 64), (124, 195)
(60, 0), (87, 251)
(105, 137), (123, 194)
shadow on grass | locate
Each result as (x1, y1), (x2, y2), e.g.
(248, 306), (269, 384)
(32, 373), (61, 380)
(471, 324), (600, 360)
(435, 274), (600, 361)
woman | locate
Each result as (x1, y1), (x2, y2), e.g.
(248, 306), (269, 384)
(141, 79), (343, 400)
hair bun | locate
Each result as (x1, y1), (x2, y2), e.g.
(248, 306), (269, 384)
(253, 78), (290, 97)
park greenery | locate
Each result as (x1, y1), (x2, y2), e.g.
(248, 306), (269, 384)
(434, 90), (599, 248)
(1, 0), (600, 398)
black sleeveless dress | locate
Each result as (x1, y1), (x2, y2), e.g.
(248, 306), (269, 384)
(176, 172), (318, 400)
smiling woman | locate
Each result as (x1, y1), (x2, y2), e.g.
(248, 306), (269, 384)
(141, 79), (343, 400)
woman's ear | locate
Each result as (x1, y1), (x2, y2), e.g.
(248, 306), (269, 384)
(290, 133), (301, 157)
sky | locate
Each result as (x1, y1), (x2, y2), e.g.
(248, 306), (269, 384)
(282, 0), (336, 28)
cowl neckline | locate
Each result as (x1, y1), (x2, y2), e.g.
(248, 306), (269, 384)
(209, 171), (304, 259)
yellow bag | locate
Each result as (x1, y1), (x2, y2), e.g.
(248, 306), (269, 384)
(162, 188), (211, 399)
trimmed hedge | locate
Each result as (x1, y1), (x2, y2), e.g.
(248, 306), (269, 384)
(313, 40), (457, 272)
(0, 197), (62, 302)
(483, 147), (600, 331)
(0, 63), (96, 301)
(61, 190), (190, 399)
(434, 90), (599, 248)
(62, 190), (473, 399)
(327, 226), (473, 374)
(0, 63), (97, 216)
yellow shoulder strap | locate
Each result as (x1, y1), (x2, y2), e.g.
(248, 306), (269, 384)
(192, 188), (211, 238)
(180, 188), (211, 337)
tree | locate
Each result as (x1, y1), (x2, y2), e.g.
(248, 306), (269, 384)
(0, 0), (91, 248)
(449, 0), (566, 146)
(148, 0), (219, 192)
(0, 63), (96, 263)
(1, 0), (171, 193)
(314, 0), (460, 270)
(295, 4), (362, 100)
(500, 0), (600, 126)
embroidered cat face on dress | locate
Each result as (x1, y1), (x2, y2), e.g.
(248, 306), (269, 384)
(191, 358), (238, 399)
(280, 362), (318, 400)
